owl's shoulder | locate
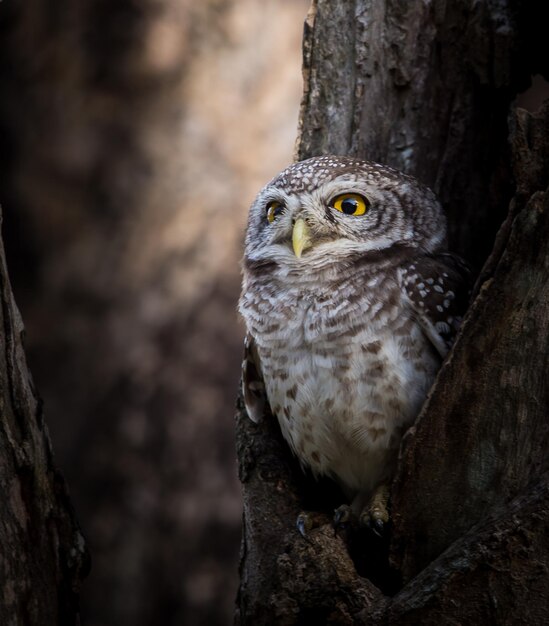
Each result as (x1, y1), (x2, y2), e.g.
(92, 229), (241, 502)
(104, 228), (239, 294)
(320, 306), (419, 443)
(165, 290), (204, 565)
(400, 251), (472, 356)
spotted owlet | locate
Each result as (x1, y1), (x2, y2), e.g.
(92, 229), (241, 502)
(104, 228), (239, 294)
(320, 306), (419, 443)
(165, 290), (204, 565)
(239, 155), (469, 533)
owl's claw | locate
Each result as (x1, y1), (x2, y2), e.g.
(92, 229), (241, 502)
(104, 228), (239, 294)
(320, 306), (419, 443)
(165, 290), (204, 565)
(296, 512), (313, 538)
(360, 512), (387, 538)
(333, 504), (357, 534)
(360, 484), (390, 537)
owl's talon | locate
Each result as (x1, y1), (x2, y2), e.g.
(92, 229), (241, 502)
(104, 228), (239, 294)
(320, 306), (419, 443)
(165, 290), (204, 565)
(333, 504), (356, 533)
(359, 508), (388, 537)
(360, 484), (390, 537)
(360, 513), (387, 538)
(296, 512), (313, 538)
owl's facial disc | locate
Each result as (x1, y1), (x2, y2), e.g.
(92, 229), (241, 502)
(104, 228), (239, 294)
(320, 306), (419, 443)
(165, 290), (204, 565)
(244, 156), (448, 275)
(291, 193), (370, 259)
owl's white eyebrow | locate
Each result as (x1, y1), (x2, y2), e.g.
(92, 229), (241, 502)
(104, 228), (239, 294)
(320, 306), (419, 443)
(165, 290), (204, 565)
(261, 190), (288, 203)
(319, 179), (370, 192)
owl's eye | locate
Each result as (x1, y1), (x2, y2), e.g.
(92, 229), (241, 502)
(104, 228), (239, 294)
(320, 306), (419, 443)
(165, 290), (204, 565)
(266, 200), (284, 223)
(330, 193), (369, 216)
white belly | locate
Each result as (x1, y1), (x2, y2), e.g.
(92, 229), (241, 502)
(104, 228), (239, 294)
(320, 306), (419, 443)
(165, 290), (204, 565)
(260, 316), (438, 495)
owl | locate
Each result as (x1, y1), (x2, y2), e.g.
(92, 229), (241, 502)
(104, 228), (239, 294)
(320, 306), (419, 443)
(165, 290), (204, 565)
(239, 155), (469, 534)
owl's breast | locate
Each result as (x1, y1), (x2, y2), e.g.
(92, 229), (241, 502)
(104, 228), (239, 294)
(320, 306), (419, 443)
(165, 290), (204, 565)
(251, 282), (440, 494)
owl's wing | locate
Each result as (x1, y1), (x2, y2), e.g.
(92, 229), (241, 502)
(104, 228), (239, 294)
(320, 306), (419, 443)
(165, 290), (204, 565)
(400, 252), (471, 358)
(241, 333), (266, 423)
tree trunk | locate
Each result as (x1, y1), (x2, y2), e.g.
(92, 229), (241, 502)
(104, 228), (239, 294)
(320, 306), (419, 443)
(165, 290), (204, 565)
(236, 1), (549, 623)
(0, 210), (87, 625)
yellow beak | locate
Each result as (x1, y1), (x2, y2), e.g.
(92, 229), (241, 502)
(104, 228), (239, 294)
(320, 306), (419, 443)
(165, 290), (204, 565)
(292, 218), (313, 258)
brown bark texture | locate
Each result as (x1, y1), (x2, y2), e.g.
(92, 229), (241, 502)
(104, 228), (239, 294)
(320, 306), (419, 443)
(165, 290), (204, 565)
(236, 1), (549, 623)
(0, 212), (88, 625)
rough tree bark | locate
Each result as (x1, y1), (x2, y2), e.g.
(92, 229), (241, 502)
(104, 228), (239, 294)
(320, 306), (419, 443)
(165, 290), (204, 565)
(0, 211), (88, 625)
(236, 1), (549, 623)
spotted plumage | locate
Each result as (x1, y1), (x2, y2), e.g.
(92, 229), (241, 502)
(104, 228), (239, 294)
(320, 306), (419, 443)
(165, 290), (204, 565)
(239, 155), (469, 526)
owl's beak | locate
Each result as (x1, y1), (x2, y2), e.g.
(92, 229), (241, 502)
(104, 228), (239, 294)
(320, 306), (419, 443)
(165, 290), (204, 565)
(292, 218), (313, 258)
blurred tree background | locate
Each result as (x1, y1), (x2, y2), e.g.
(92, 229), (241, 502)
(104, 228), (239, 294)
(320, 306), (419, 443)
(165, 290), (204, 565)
(0, 0), (309, 624)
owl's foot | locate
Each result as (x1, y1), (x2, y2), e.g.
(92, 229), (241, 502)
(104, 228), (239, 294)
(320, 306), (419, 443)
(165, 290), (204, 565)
(360, 484), (390, 537)
(296, 511), (326, 538)
(296, 512), (312, 537)
(333, 504), (358, 534)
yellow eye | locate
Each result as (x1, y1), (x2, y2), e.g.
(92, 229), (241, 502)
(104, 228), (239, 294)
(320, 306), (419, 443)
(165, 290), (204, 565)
(330, 193), (369, 216)
(266, 200), (284, 223)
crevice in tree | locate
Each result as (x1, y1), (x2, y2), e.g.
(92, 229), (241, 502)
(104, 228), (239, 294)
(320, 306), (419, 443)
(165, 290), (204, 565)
(341, 525), (401, 596)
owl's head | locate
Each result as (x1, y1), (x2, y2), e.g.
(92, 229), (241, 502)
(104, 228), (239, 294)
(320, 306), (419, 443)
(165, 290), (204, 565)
(243, 155), (446, 275)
